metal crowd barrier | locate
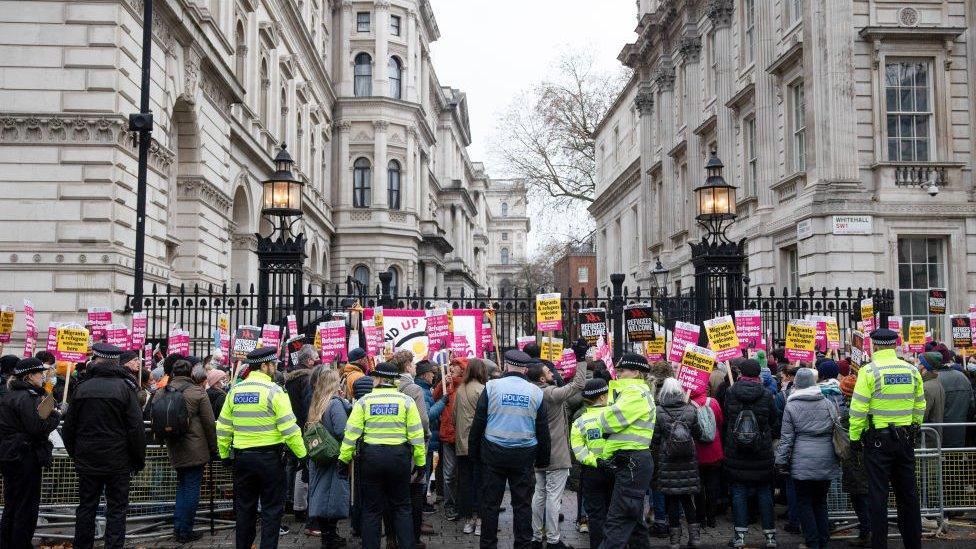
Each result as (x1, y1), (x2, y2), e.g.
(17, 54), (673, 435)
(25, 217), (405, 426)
(0, 443), (236, 541)
(827, 422), (976, 538)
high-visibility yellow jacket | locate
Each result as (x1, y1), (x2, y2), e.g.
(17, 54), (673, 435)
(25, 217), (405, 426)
(849, 348), (925, 441)
(338, 386), (426, 466)
(570, 404), (607, 467)
(217, 371), (307, 458)
(598, 378), (656, 456)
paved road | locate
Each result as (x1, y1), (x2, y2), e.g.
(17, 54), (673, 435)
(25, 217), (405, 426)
(163, 489), (974, 549)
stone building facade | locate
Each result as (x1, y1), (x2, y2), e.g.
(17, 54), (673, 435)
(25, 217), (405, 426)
(483, 179), (530, 295)
(591, 0), (974, 335)
(0, 0), (496, 331)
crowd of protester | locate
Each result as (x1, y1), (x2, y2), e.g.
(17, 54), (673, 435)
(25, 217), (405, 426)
(1, 335), (975, 549)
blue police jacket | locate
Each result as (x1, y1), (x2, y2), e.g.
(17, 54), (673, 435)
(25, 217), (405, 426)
(484, 374), (544, 448)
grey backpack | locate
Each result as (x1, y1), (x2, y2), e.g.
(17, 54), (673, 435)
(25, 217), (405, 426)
(695, 397), (717, 443)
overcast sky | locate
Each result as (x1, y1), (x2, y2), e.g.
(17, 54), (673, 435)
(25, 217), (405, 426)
(428, 0), (637, 171)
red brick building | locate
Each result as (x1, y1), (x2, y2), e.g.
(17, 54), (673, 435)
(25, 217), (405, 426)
(554, 240), (597, 298)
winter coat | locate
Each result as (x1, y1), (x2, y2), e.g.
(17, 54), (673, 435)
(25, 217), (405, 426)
(652, 398), (703, 494)
(535, 361), (586, 471)
(417, 378), (446, 451)
(936, 366), (975, 447)
(690, 388), (724, 466)
(722, 379), (779, 484)
(163, 377), (219, 469)
(819, 379), (846, 411)
(453, 379), (485, 456)
(309, 396), (351, 519)
(207, 386), (226, 419)
(433, 372), (463, 444)
(285, 369), (312, 429)
(341, 363), (366, 399)
(775, 385), (839, 481)
(922, 370), (945, 425)
(840, 403), (869, 495)
(398, 373), (430, 439)
(62, 361), (146, 474)
(0, 379), (60, 466)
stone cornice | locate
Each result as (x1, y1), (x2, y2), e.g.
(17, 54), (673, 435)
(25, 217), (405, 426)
(177, 177), (233, 216)
(588, 158), (641, 218)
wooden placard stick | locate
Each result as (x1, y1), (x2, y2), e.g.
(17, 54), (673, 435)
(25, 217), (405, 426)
(61, 363), (74, 407)
(487, 307), (502, 368)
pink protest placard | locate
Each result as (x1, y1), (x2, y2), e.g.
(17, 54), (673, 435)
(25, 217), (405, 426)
(130, 312), (147, 351)
(677, 344), (716, 395)
(287, 314), (298, 339)
(481, 322), (493, 354)
(87, 307), (112, 342)
(595, 336), (615, 379)
(558, 349), (577, 379)
(22, 299), (36, 357)
(105, 324), (130, 350)
(734, 310), (762, 350)
(426, 309), (450, 347)
(667, 321), (701, 364)
(318, 320), (347, 363)
(452, 310), (485, 359)
(144, 343), (153, 367)
(46, 323), (59, 353)
(450, 334), (473, 357)
(220, 332), (231, 365)
(167, 329), (190, 356)
(363, 320), (382, 357)
(261, 324), (281, 350)
(887, 316), (904, 346)
(517, 336), (535, 351)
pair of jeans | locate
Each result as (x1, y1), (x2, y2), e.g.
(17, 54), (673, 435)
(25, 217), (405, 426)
(794, 479), (831, 548)
(441, 442), (458, 510)
(786, 476), (800, 528)
(651, 489), (667, 526)
(665, 494), (697, 527)
(457, 455), (481, 519)
(174, 465), (204, 537)
(531, 468), (570, 543)
(729, 482), (774, 530)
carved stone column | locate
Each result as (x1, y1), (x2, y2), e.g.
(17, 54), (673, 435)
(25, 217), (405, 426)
(708, 0), (736, 185)
(372, 120), (388, 208)
(374, 0), (390, 98)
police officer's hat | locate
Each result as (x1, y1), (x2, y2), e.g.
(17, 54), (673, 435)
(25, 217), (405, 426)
(617, 352), (650, 372)
(92, 342), (124, 360)
(503, 350), (533, 369)
(14, 357), (47, 376)
(373, 361), (400, 379)
(245, 346), (279, 366)
(582, 378), (609, 399)
(869, 328), (899, 347)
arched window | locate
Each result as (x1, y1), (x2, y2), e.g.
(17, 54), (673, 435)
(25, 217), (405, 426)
(234, 22), (246, 82)
(387, 159), (401, 210)
(353, 157), (371, 208)
(501, 202), (509, 217)
(389, 57), (402, 100)
(353, 265), (370, 287)
(500, 247), (510, 265)
(259, 59), (270, 126)
(354, 53), (372, 97)
(387, 266), (400, 296)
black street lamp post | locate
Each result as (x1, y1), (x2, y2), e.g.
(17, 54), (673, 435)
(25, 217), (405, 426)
(256, 144), (307, 328)
(690, 152), (746, 326)
(130, 0), (153, 312)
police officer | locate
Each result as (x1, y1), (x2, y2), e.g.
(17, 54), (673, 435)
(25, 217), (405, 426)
(570, 378), (611, 549)
(468, 349), (550, 549)
(217, 347), (307, 549)
(849, 328), (925, 549)
(337, 362), (425, 549)
(595, 352), (655, 549)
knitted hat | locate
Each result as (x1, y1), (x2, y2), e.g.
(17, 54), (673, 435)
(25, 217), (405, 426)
(794, 367), (817, 389)
(839, 374), (857, 397)
(919, 352), (942, 372)
(837, 359), (851, 377)
(816, 359), (839, 381)
(739, 359), (761, 378)
(0, 355), (19, 376)
(348, 347), (367, 363)
(206, 369), (227, 389)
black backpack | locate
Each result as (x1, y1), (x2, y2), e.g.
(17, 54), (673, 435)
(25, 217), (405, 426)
(150, 383), (190, 440)
(731, 409), (762, 454)
(662, 408), (695, 459)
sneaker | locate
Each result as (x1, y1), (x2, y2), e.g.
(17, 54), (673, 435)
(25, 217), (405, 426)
(304, 528), (323, 537)
(279, 525), (291, 536)
(763, 529), (777, 548)
(729, 528), (747, 548)
(921, 517), (939, 529)
(463, 519), (476, 534)
(474, 519), (481, 536)
(652, 522), (670, 539)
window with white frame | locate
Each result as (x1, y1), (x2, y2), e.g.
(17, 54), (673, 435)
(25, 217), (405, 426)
(390, 15), (401, 36)
(782, 246), (799, 290)
(897, 237), (946, 334)
(356, 12), (370, 32)
(787, 0), (802, 26)
(745, 116), (758, 197)
(790, 80), (806, 172)
(578, 266), (589, 283)
(885, 60), (934, 162)
(743, 0), (756, 64)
